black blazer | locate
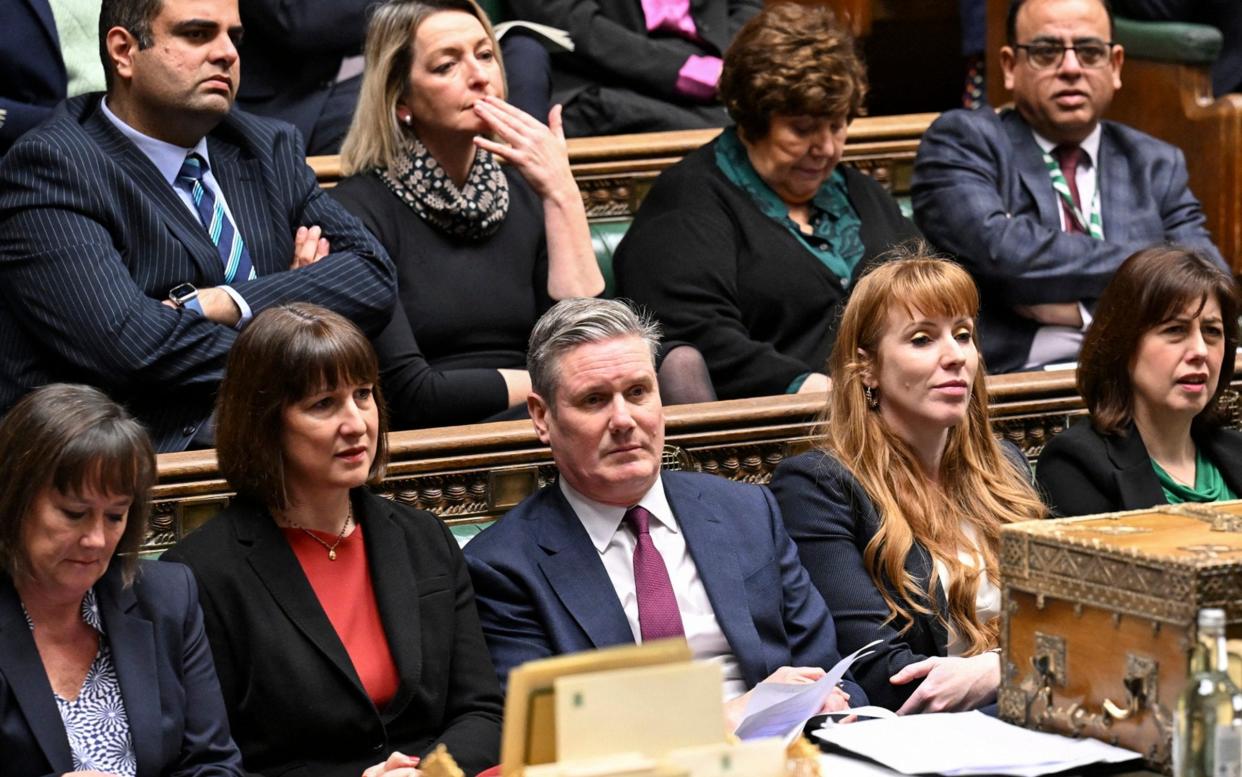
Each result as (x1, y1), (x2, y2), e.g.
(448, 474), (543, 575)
(0, 0), (65, 154)
(0, 94), (396, 452)
(1036, 420), (1242, 517)
(0, 561), (244, 777)
(768, 451), (947, 711)
(615, 137), (921, 399)
(163, 489), (502, 777)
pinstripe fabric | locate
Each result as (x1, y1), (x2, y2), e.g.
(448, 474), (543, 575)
(0, 93), (396, 452)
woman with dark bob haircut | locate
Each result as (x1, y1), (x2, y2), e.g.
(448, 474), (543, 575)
(0, 383), (244, 777)
(1037, 246), (1242, 516)
(164, 303), (502, 777)
(614, 1), (920, 400)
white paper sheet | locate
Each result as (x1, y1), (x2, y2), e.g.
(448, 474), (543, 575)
(732, 639), (880, 741)
(814, 710), (1141, 777)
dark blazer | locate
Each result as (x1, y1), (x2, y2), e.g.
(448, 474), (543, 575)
(0, 561), (244, 777)
(0, 94), (396, 452)
(769, 446), (1033, 711)
(162, 489), (502, 777)
(507, 0), (760, 133)
(463, 471), (867, 704)
(1036, 419), (1242, 517)
(615, 137), (921, 399)
(234, 0), (371, 151)
(911, 108), (1223, 373)
(0, 0), (65, 154)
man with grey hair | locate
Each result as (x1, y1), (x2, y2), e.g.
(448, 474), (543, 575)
(465, 298), (866, 729)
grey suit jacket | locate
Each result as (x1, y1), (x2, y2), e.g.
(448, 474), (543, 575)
(0, 94), (396, 451)
(912, 108), (1222, 372)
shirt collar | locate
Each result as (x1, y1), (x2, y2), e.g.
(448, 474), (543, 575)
(1030, 123), (1102, 168)
(560, 474), (679, 554)
(100, 96), (212, 187)
(22, 587), (105, 635)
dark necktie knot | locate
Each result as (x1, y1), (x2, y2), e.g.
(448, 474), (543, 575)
(624, 505), (652, 536)
(1053, 144), (1084, 176)
(177, 152), (208, 184)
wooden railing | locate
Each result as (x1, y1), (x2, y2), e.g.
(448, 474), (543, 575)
(144, 368), (1242, 555)
(308, 113), (938, 220)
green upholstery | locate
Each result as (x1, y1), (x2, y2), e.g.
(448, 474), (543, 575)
(478, 0), (510, 24)
(1114, 18), (1222, 65)
(590, 218), (630, 297)
(450, 522), (493, 547)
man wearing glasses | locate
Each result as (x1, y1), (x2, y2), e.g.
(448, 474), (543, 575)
(911, 0), (1225, 374)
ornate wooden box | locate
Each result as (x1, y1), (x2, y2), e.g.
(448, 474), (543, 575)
(999, 503), (1242, 772)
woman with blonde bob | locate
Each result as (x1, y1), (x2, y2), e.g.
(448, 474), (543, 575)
(769, 254), (1045, 713)
(332, 0), (605, 428)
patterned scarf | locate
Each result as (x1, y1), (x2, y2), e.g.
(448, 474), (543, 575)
(378, 135), (510, 241)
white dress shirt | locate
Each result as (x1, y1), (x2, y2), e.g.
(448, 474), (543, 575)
(1023, 124), (1103, 369)
(99, 98), (253, 326)
(560, 475), (748, 700)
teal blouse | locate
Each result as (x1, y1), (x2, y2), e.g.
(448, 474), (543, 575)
(713, 127), (864, 283)
(1151, 448), (1238, 504)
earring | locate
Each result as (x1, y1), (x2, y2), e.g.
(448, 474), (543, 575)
(397, 113), (412, 126)
(864, 385), (879, 409)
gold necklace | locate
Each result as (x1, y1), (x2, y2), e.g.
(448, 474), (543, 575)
(284, 504), (353, 560)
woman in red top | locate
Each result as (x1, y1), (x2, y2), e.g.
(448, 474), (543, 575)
(165, 303), (501, 777)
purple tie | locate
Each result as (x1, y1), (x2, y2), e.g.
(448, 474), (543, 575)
(1053, 144), (1086, 235)
(624, 505), (685, 641)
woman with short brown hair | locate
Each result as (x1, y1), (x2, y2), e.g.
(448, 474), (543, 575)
(165, 303), (502, 777)
(615, 2), (919, 400)
(1037, 246), (1242, 516)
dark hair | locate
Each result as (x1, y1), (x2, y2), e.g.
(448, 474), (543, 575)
(215, 303), (389, 509)
(1006, 0), (1114, 45)
(99, 0), (162, 91)
(0, 384), (156, 585)
(1078, 246), (1239, 436)
(719, 2), (867, 142)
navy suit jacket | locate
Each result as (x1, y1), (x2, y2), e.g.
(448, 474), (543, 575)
(0, 0), (65, 154)
(0, 561), (244, 777)
(464, 471), (867, 704)
(0, 94), (396, 451)
(912, 108), (1223, 372)
(1036, 419), (1242, 517)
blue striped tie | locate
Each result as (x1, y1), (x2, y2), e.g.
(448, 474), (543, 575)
(175, 153), (256, 283)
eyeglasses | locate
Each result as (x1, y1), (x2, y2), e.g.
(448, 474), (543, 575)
(1013, 40), (1116, 69)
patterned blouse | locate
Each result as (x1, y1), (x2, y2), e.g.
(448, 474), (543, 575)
(24, 589), (137, 776)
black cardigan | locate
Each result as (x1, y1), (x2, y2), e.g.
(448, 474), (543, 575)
(331, 169), (551, 429)
(1036, 419), (1242, 517)
(163, 490), (503, 777)
(614, 137), (921, 399)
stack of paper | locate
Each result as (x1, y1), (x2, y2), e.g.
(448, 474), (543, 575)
(814, 711), (1140, 777)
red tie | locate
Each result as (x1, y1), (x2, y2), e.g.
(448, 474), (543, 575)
(624, 505), (685, 641)
(1053, 144), (1086, 234)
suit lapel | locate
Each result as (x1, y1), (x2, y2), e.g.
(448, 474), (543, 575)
(1202, 428), (1242, 498)
(82, 103), (224, 283)
(358, 493), (423, 721)
(666, 476), (764, 685)
(1108, 426), (1167, 510)
(236, 506), (366, 695)
(1095, 125), (1130, 241)
(1001, 111), (1061, 228)
(536, 489), (634, 648)
(0, 576), (73, 772)
(207, 134), (274, 276)
(97, 568), (161, 777)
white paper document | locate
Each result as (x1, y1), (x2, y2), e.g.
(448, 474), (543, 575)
(814, 710), (1141, 776)
(733, 639), (880, 741)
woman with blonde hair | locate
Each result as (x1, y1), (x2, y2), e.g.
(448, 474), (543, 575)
(332, 0), (605, 428)
(769, 254), (1045, 713)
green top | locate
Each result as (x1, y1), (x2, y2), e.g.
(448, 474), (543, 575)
(1151, 448), (1238, 504)
(48, 0), (106, 96)
(713, 127), (864, 283)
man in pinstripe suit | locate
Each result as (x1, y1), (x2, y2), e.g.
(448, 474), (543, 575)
(0, 0), (396, 452)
